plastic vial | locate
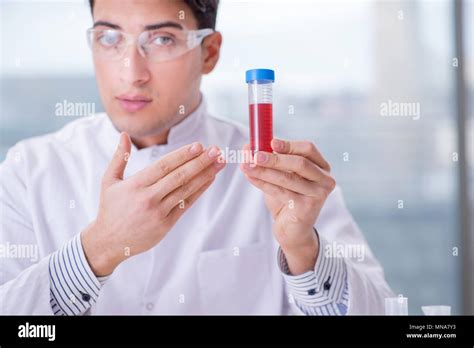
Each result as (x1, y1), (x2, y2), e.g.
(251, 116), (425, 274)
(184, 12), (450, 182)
(246, 69), (274, 155)
(384, 296), (408, 315)
(421, 305), (451, 315)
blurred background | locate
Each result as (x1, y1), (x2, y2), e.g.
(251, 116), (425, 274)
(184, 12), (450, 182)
(1, 0), (473, 314)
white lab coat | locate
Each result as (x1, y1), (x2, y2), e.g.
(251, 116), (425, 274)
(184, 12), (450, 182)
(0, 97), (393, 315)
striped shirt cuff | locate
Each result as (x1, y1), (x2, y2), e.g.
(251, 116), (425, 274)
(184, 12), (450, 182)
(48, 234), (107, 315)
(278, 232), (349, 315)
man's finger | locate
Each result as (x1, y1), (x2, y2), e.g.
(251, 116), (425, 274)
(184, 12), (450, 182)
(243, 172), (300, 205)
(243, 163), (319, 196)
(150, 146), (221, 199)
(133, 142), (204, 187)
(160, 160), (225, 214)
(103, 132), (132, 187)
(253, 151), (325, 182)
(165, 176), (215, 224)
(271, 138), (331, 172)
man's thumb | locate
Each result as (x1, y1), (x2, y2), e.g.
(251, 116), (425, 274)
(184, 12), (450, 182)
(103, 132), (131, 186)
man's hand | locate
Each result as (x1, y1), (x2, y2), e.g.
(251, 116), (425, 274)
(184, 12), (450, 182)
(82, 132), (225, 276)
(240, 138), (336, 275)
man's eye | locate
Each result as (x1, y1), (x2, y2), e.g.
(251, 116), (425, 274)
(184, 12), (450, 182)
(98, 31), (121, 46)
(152, 36), (174, 46)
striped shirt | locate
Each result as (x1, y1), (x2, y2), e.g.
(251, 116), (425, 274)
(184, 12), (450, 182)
(49, 231), (348, 315)
(49, 234), (108, 316)
(278, 235), (349, 315)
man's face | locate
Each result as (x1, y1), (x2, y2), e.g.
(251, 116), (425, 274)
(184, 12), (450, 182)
(91, 0), (219, 144)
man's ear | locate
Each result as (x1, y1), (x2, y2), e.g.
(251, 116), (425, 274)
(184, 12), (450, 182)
(201, 32), (222, 75)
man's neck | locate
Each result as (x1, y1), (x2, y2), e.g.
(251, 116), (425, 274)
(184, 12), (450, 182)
(131, 129), (170, 150)
(130, 95), (202, 150)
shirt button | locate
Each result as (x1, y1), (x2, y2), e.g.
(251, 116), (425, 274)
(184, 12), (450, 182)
(307, 288), (317, 296)
(323, 276), (332, 291)
(146, 302), (154, 311)
(81, 293), (91, 302)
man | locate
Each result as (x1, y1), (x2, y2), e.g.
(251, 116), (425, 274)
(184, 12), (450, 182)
(0, 0), (393, 315)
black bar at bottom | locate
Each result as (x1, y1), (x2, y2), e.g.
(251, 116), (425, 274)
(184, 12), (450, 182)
(0, 315), (473, 346)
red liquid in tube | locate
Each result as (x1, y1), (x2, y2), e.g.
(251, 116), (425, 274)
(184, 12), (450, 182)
(249, 103), (273, 154)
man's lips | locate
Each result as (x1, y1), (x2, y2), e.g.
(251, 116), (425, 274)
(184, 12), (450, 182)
(116, 95), (152, 112)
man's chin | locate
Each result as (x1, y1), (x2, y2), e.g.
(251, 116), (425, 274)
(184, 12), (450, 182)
(110, 117), (172, 142)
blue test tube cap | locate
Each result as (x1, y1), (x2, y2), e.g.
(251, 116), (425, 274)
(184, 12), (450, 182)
(245, 69), (275, 83)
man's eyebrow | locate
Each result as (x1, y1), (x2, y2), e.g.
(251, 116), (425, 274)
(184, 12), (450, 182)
(93, 20), (121, 29)
(92, 20), (183, 31)
(144, 21), (184, 31)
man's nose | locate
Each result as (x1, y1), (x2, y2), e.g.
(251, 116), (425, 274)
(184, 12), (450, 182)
(119, 45), (151, 86)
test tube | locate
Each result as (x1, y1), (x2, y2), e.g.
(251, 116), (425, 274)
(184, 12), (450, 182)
(246, 69), (274, 155)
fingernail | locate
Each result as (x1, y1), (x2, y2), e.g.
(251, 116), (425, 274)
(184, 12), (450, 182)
(208, 146), (219, 158)
(189, 142), (202, 154)
(255, 152), (267, 164)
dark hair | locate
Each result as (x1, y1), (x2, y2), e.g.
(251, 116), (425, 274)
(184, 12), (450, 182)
(88, 0), (219, 29)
